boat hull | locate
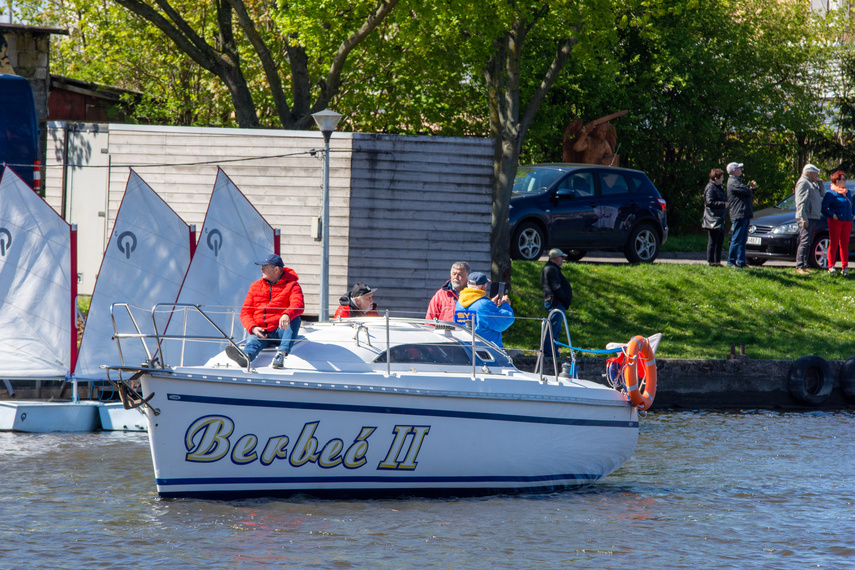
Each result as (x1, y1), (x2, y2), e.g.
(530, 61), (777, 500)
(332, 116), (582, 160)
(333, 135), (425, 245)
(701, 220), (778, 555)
(0, 401), (100, 433)
(98, 402), (148, 432)
(140, 371), (638, 499)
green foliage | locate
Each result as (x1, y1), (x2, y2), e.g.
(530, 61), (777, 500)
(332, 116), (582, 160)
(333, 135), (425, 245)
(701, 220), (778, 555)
(16, 0), (237, 126)
(521, 0), (843, 234)
(505, 260), (855, 360)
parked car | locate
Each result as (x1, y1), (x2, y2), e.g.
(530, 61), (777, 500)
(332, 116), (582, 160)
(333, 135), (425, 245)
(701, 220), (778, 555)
(745, 181), (855, 269)
(509, 164), (668, 262)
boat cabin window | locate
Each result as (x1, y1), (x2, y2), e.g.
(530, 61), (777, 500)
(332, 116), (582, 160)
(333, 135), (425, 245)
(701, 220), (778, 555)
(373, 343), (473, 365)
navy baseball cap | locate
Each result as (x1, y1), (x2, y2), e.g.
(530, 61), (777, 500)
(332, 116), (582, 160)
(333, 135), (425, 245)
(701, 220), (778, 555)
(468, 272), (489, 285)
(256, 254), (283, 267)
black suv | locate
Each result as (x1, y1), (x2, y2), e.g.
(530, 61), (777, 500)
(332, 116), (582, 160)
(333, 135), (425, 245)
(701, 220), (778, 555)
(745, 182), (855, 268)
(509, 164), (668, 262)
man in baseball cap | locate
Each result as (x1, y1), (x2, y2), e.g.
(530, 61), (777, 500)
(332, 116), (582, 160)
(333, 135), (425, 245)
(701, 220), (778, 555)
(726, 162), (757, 268)
(454, 271), (514, 347)
(541, 249), (573, 360)
(335, 282), (380, 318)
(227, 253), (304, 369)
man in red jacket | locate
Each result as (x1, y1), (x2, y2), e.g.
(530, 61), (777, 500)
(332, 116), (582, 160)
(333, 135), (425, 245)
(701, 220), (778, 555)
(227, 254), (304, 369)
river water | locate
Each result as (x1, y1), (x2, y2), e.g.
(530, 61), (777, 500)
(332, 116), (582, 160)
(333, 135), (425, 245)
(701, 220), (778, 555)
(1, 410), (853, 568)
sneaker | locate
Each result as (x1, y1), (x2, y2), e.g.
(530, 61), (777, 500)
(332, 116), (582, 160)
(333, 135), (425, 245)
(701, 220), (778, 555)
(272, 352), (286, 369)
(829, 267), (838, 274)
(226, 345), (249, 367)
(844, 269), (850, 276)
(795, 267), (811, 275)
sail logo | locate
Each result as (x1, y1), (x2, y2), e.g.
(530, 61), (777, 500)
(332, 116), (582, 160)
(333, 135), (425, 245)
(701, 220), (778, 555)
(183, 415), (429, 472)
(116, 231), (137, 259)
(206, 229), (223, 256)
(0, 228), (11, 256)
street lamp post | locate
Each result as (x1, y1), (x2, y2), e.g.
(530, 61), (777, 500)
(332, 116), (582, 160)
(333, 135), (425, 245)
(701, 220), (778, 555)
(312, 109), (342, 322)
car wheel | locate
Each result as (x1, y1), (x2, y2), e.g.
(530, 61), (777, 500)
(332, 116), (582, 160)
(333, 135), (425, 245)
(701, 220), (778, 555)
(746, 257), (766, 266)
(565, 249), (586, 262)
(624, 224), (660, 263)
(809, 234), (829, 269)
(511, 222), (545, 261)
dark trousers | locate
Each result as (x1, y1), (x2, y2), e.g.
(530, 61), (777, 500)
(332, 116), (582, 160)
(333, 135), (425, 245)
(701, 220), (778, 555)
(543, 302), (566, 358)
(706, 228), (725, 263)
(796, 219), (817, 269)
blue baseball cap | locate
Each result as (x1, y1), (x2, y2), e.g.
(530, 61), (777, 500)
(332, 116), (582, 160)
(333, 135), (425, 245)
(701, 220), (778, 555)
(256, 254), (283, 267)
(468, 272), (489, 285)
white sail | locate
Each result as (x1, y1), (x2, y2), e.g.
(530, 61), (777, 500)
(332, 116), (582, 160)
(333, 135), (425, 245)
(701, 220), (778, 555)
(73, 171), (192, 380)
(0, 167), (73, 378)
(166, 168), (275, 366)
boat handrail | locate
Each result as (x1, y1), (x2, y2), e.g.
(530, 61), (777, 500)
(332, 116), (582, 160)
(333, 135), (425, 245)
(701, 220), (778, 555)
(535, 309), (576, 383)
(111, 303), (514, 374)
(110, 302), (155, 367)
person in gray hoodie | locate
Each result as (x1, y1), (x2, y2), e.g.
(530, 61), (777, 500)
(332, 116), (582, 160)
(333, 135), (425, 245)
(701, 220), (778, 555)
(794, 163), (824, 275)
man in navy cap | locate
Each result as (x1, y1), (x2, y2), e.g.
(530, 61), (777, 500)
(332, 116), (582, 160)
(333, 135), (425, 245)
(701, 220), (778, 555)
(227, 253), (304, 369)
(454, 271), (514, 348)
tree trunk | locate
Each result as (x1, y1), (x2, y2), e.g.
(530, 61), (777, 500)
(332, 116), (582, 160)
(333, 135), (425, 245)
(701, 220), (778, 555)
(484, 15), (579, 286)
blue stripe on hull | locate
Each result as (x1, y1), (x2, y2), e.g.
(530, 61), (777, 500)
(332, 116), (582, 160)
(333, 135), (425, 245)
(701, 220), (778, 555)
(166, 393), (639, 428)
(157, 472), (599, 487)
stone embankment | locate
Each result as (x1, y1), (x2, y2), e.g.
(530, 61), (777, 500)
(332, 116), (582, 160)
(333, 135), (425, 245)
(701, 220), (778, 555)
(514, 356), (855, 410)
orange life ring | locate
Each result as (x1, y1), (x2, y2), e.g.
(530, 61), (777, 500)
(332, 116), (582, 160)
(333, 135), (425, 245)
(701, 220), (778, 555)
(623, 335), (657, 410)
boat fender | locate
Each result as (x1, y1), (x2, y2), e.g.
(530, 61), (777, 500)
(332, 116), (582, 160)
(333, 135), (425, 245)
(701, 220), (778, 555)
(838, 356), (855, 403)
(787, 355), (832, 406)
(623, 335), (657, 410)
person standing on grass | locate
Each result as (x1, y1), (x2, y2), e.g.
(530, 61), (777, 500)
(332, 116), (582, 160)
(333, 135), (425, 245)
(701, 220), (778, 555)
(821, 171), (854, 276)
(702, 168), (728, 266)
(541, 248), (573, 359)
(795, 163), (824, 275)
(726, 162), (757, 268)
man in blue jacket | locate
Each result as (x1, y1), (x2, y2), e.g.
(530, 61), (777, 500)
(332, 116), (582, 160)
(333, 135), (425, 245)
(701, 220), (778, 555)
(454, 272), (514, 348)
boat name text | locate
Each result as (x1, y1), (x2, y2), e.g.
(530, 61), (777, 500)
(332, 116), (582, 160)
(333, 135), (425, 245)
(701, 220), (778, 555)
(184, 415), (430, 471)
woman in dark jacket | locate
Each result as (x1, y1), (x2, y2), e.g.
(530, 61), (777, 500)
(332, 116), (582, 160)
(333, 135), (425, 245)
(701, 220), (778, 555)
(702, 168), (728, 265)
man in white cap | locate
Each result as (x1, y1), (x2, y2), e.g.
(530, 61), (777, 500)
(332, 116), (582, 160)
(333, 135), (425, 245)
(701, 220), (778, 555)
(794, 163), (823, 275)
(541, 248), (573, 359)
(726, 162), (757, 268)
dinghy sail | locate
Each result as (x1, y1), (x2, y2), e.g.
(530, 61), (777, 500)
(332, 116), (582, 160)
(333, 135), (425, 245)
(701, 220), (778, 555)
(166, 168), (276, 366)
(0, 166), (76, 379)
(74, 170), (193, 381)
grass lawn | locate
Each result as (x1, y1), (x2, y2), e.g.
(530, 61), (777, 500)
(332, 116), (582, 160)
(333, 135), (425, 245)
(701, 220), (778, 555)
(504, 260), (855, 361)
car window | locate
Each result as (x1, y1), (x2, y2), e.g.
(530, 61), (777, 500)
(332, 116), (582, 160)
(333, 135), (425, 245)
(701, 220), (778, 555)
(513, 168), (565, 194)
(599, 172), (630, 196)
(776, 195), (795, 210)
(556, 172), (595, 197)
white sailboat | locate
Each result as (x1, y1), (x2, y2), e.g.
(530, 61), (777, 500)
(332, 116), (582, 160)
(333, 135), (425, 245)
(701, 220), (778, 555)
(72, 170), (193, 431)
(0, 166), (97, 432)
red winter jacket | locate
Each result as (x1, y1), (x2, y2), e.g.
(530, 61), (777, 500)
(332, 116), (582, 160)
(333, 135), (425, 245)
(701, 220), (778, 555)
(240, 268), (304, 333)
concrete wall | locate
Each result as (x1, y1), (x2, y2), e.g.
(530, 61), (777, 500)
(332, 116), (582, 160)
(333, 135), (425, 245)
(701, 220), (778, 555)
(516, 356), (855, 410)
(44, 122), (494, 317)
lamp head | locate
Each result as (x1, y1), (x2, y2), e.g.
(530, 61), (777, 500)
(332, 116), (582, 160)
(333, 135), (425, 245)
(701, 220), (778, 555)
(312, 109), (343, 134)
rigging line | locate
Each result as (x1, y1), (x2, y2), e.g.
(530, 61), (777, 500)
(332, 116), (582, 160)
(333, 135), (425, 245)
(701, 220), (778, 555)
(2, 148), (352, 171)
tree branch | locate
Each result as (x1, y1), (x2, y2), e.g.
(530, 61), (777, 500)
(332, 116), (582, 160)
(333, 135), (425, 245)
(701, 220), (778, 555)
(226, 0), (294, 127)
